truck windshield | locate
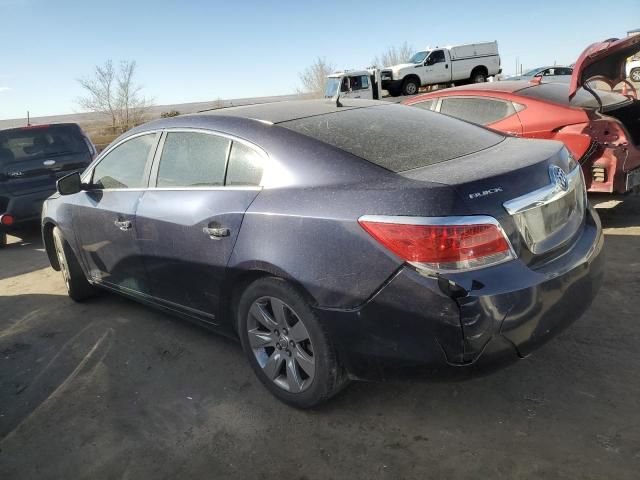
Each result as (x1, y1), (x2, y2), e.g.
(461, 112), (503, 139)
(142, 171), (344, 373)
(324, 78), (340, 98)
(409, 51), (429, 64)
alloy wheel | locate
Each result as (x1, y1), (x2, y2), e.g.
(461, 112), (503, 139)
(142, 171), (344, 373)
(631, 69), (640, 83)
(246, 296), (315, 393)
(53, 234), (71, 290)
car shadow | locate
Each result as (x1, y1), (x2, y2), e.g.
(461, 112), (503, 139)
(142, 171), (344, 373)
(593, 194), (640, 229)
(0, 226), (50, 281)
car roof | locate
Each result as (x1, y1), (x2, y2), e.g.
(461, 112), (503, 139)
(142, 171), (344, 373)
(406, 81), (534, 99)
(193, 99), (382, 124)
(0, 122), (80, 133)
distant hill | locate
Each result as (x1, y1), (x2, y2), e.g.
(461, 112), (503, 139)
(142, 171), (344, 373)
(0, 94), (305, 130)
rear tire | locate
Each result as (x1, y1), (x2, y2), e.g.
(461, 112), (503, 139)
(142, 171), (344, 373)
(52, 226), (95, 302)
(402, 78), (420, 96)
(631, 68), (640, 83)
(471, 69), (487, 83)
(238, 277), (349, 408)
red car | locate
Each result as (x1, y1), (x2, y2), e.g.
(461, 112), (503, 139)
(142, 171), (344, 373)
(403, 36), (640, 194)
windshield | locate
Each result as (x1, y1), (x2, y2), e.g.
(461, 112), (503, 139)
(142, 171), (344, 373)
(0, 125), (87, 165)
(518, 82), (632, 110)
(409, 51), (429, 64)
(522, 68), (544, 77)
(324, 78), (340, 98)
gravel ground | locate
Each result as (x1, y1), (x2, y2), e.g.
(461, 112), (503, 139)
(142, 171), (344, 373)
(0, 198), (639, 480)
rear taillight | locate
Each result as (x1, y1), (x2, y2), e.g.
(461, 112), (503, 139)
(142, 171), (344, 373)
(1, 214), (15, 226)
(358, 215), (515, 272)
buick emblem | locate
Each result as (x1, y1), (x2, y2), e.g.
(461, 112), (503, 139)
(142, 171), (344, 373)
(549, 165), (569, 191)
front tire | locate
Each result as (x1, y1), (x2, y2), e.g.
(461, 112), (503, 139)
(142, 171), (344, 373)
(52, 227), (95, 302)
(402, 78), (420, 96)
(631, 68), (640, 83)
(238, 277), (349, 408)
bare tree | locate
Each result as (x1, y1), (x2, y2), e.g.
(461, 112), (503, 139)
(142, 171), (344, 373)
(372, 42), (414, 67)
(77, 60), (118, 129)
(77, 60), (152, 133)
(298, 57), (335, 98)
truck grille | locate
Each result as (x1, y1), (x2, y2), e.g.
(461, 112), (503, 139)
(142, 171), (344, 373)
(503, 165), (586, 255)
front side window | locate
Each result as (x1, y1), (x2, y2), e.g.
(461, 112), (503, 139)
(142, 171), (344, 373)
(226, 142), (264, 186)
(439, 97), (516, 125)
(156, 132), (230, 188)
(92, 133), (157, 189)
(427, 50), (446, 65)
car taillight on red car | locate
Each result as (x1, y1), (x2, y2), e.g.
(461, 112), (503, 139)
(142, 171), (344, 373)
(358, 215), (515, 272)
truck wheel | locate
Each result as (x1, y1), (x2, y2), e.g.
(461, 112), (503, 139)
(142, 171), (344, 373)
(402, 78), (420, 96)
(631, 68), (640, 83)
(471, 71), (487, 83)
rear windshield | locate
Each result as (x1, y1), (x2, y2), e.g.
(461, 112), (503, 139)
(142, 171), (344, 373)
(280, 104), (503, 172)
(0, 125), (88, 165)
(518, 82), (631, 109)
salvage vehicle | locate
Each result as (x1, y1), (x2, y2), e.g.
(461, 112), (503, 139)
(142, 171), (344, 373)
(503, 65), (573, 81)
(627, 58), (640, 83)
(403, 36), (640, 194)
(324, 69), (382, 100)
(381, 41), (501, 96)
(42, 99), (604, 408)
(0, 123), (95, 247)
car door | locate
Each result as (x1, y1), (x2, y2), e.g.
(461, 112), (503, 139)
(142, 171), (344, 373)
(438, 96), (524, 135)
(73, 131), (159, 293)
(135, 129), (264, 322)
(423, 50), (450, 84)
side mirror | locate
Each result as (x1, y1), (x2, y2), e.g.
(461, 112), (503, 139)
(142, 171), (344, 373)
(57, 172), (83, 195)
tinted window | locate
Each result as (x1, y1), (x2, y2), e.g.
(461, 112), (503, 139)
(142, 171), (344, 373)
(428, 50), (445, 65)
(281, 104), (503, 172)
(226, 142), (264, 186)
(92, 134), (156, 189)
(412, 99), (436, 111)
(518, 83), (630, 109)
(0, 124), (88, 165)
(439, 97), (515, 125)
(349, 75), (369, 91)
(157, 132), (230, 188)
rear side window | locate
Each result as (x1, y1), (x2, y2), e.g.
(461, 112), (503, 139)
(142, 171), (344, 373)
(281, 104), (503, 172)
(412, 99), (436, 111)
(439, 97), (516, 125)
(0, 125), (88, 165)
(92, 134), (157, 189)
(226, 142), (264, 186)
(156, 132), (230, 188)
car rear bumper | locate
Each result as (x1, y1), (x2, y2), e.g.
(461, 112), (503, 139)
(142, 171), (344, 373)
(315, 206), (605, 381)
(0, 188), (53, 230)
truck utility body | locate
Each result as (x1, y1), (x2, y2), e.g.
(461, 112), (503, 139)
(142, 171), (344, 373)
(381, 41), (501, 96)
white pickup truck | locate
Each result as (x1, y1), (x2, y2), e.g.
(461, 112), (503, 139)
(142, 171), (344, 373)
(380, 42), (502, 96)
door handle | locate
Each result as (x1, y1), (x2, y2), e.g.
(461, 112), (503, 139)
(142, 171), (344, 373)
(114, 219), (132, 231)
(203, 226), (230, 240)
(445, 64), (448, 69)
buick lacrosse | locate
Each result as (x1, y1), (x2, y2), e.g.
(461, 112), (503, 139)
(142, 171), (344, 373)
(42, 99), (604, 407)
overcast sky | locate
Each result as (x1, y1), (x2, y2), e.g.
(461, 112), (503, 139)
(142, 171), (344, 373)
(0, 0), (638, 120)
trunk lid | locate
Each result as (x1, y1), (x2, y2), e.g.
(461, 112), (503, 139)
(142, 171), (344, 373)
(401, 137), (587, 259)
(569, 36), (640, 99)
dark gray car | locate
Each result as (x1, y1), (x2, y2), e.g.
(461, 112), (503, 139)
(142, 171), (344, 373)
(42, 99), (604, 407)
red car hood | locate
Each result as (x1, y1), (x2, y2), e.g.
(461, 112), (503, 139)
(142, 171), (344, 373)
(569, 35), (640, 98)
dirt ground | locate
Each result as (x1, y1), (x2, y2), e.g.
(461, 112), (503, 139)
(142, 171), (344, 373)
(1, 198), (639, 480)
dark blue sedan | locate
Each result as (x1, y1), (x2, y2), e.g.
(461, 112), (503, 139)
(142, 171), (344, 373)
(42, 99), (604, 407)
